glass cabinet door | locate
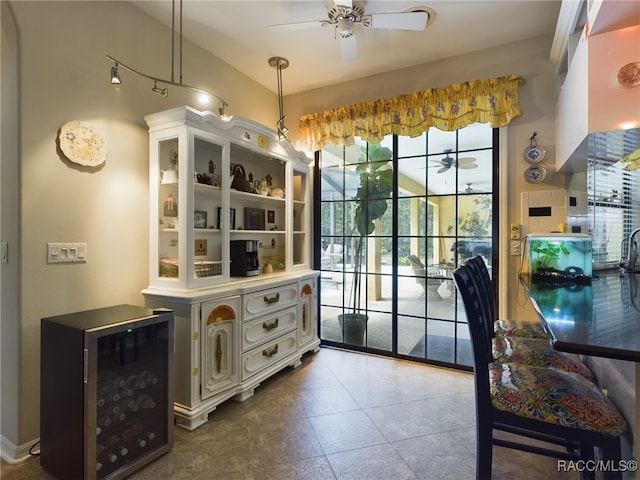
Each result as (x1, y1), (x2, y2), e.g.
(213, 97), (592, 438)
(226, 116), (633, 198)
(188, 132), (226, 288)
(151, 127), (229, 290)
(292, 167), (309, 268)
(156, 135), (181, 286)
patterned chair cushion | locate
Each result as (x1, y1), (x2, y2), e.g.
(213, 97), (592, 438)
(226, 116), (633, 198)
(490, 362), (627, 437)
(492, 336), (593, 380)
(494, 319), (549, 340)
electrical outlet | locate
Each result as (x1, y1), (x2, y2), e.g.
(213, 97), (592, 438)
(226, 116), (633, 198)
(510, 240), (521, 256)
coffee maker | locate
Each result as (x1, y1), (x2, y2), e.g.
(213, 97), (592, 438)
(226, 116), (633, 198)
(230, 240), (260, 277)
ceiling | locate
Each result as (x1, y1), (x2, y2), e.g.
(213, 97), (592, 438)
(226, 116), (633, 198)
(130, 0), (562, 95)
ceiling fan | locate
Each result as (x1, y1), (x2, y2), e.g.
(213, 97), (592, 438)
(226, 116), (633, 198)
(269, 1), (430, 63)
(431, 149), (478, 173)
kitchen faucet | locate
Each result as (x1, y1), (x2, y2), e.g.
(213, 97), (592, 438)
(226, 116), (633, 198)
(624, 227), (640, 272)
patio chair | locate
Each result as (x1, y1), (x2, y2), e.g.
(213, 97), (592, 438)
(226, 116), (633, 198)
(453, 262), (626, 480)
(406, 254), (427, 296)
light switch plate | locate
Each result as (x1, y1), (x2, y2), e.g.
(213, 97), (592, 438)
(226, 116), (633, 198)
(47, 243), (87, 263)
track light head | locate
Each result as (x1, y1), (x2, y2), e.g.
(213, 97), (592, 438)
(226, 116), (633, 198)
(277, 116), (289, 140)
(110, 64), (121, 84)
(218, 103), (232, 121)
(152, 81), (168, 97)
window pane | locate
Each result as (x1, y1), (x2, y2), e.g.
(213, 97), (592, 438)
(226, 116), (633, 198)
(458, 122), (493, 150)
(397, 133), (426, 157)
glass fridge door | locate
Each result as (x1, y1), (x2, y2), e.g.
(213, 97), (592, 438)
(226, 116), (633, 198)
(86, 314), (174, 479)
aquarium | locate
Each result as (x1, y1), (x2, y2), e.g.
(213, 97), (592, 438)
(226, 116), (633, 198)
(522, 234), (592, 284)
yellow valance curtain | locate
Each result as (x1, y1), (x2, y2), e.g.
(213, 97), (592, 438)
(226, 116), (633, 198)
(298, 75), (525, 151)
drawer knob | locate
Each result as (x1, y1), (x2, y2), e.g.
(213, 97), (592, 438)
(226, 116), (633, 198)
(263, 293), (280, 304)
(262, 318), (279, 332)
(262, 344), (279, 358)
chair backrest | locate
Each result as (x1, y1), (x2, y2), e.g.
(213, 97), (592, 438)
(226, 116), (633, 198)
(453, 263), (493, 407)
(465, 256), (496, 335)
(406, 254), (424, 268)
(406, 255), (426, 276)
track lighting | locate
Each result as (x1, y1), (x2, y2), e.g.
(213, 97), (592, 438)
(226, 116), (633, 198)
(106, 0), (229, 118)
(110, 64), (121, 84)
(152, 81), (169, 97)
(218, 103), (232, 121)
(269, 56), (290, 140)
(277, 116), (290, 140)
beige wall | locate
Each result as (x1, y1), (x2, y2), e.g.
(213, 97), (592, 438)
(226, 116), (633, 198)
(3, 0), (568, 461)
(2, 0), (277, 459)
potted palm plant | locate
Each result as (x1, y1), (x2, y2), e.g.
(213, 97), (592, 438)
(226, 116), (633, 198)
(339, 143), (393, 345)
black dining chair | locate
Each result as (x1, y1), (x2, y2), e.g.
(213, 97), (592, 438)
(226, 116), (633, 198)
(464, 256), (549, 340)
(464, 256), (593, 379)
(453, 262), (626, 480)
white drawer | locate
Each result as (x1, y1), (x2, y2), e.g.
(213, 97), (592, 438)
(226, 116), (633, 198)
(241, 332), (297, 381)
(241, 306), (297, 352)
(242, 283), (298, 321)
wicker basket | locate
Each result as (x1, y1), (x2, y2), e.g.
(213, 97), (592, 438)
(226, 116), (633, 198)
(159, 258), (179, 278)
(194, 261), (222, 278)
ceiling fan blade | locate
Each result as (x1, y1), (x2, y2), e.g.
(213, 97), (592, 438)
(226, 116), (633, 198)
(340, 35), (358, 63)
(334, 0), (353, 8)
(457, 157), (477, 164)
(368, 11), (428, 31)
(437, 166), (450, 174)
(269, 19), (325, 31)
(457, 163), (478, 170)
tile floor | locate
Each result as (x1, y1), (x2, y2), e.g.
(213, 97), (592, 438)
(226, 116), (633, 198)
(2, 347), (579, 480)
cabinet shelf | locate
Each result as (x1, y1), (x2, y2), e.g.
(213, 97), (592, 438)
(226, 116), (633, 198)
(231, 230), (285, 234)
(194, 183), (222, 194)
(231, 190), (285, 203)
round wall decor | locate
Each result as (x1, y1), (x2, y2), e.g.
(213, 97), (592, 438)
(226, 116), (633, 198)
(524, 165), (547, 184)
(616, 62), (640, 89)
(523, 131), (545, 164)
(58, 121), (107, 167)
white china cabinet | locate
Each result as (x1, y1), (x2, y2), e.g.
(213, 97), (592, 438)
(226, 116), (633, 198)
(142, 106), (319, 430)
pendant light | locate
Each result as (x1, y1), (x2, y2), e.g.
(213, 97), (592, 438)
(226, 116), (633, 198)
(269, 56), (290, 140)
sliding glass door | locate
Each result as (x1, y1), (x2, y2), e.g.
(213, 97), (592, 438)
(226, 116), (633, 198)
(316, 123), (497, 369)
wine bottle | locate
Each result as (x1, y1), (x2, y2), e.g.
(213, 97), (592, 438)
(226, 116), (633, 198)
(126, 374), (146, 390)
(97, 415), (112, 428)
(135, 394), (156, 410)
(141, 370), (159, 386)
(96, 444), (117, 464)
(105, 434), (129, 457)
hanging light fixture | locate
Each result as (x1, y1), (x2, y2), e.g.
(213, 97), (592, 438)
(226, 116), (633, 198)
(110, 63), (121, 84)
(106, 0), (229, 117)
(269, 56), (290, 140)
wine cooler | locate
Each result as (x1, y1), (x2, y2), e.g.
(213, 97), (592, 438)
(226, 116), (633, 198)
(40, 304), (174, 480)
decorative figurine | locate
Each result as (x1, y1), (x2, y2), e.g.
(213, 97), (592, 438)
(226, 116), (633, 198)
(164, 193), (178, 217)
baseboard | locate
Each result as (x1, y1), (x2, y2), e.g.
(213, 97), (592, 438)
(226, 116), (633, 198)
(0, 433), (39, 464)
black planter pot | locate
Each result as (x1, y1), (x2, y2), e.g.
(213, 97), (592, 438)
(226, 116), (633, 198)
(338, 313), (368, 345)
